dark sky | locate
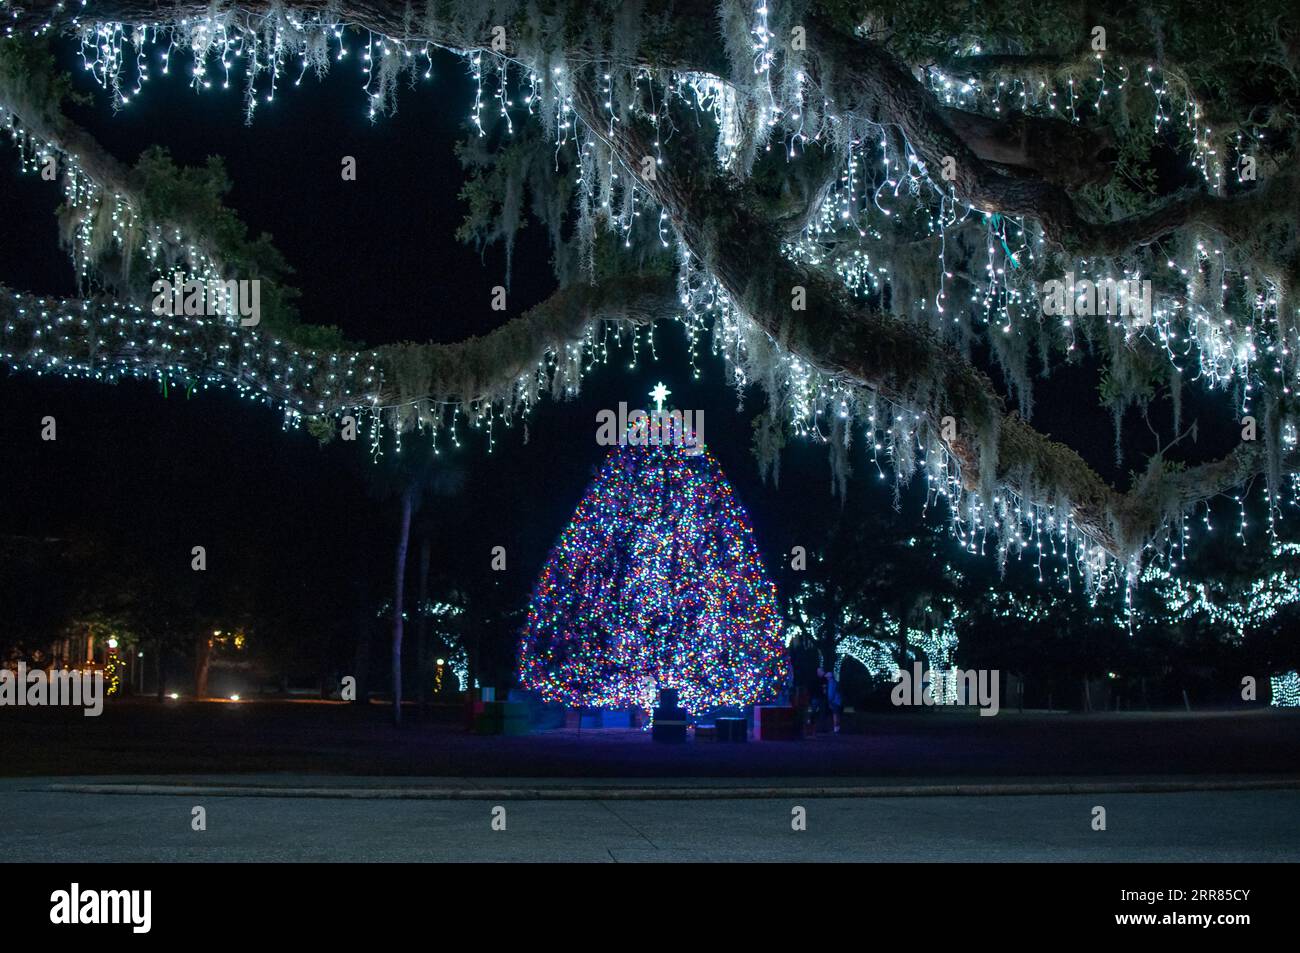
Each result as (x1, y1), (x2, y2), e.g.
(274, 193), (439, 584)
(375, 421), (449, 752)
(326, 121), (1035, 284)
(0, 39), (1248, 678)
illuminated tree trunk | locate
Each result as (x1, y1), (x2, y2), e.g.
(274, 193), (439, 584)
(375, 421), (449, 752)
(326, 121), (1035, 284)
(895, 597), (912, 669)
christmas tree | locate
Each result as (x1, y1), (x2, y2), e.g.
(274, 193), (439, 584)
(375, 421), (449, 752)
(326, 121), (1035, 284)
(518, 389), (786, 715)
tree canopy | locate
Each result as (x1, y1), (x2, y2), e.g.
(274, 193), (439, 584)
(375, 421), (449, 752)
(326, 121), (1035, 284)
(4, 0), (1300, 592)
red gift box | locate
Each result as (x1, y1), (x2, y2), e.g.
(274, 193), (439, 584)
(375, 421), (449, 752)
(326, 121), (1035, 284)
(754, 705), (799, 741)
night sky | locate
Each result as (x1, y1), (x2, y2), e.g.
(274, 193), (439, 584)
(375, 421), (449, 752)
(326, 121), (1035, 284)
(0, 42), (1247, 684)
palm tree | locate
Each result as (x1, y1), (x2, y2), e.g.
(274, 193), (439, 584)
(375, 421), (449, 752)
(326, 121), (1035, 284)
(368, 444), (465, 725)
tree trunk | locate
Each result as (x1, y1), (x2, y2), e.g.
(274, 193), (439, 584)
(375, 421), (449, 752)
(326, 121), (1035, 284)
(194, 634), (212, 698)
(416, 536), (432, 714)
(390, 482), (415, 726)
(817, 618), (836, 673)
(896, 598), (911, 668)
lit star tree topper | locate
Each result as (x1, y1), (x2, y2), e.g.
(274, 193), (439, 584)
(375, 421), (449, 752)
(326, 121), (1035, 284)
(518, 409), (787, 715)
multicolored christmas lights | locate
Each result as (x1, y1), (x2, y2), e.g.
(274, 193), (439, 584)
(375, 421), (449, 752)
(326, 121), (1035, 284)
(518, 426), (786, 715)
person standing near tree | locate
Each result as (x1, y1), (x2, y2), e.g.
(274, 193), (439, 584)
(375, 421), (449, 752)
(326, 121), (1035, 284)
(815, 666), (842, 734)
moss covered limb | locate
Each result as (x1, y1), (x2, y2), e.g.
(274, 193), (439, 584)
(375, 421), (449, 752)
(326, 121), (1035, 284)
(569, 74), (1296, 560)
(0, 271), (679, 414)
(0, 74), (234, 282)
(13, 0), (732, 76)
(798, 14), (1300, 263)
(373, 272), (679, 407)
(32, 1), (1292, 264)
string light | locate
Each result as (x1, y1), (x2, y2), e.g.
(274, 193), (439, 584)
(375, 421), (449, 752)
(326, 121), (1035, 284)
(1, 2), (1296, 604)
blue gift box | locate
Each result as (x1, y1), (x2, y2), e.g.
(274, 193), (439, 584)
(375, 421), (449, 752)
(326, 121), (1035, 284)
(601, 709), (633, 728)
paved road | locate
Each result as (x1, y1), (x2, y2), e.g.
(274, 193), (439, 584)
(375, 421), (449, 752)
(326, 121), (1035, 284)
(3, 784), (1297, 861)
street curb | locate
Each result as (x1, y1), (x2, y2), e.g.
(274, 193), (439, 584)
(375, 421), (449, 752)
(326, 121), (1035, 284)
(36, 778), (1300, 800)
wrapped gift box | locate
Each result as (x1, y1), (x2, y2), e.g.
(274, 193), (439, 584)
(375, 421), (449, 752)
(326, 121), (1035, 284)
(501, 701), (529, 736)
(716, 717), (748, 742)
(601, 709), (633, 729)
(754, 705), (799, 741)
(475, 701), (528, 735)
(651, 705), (688, 743)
